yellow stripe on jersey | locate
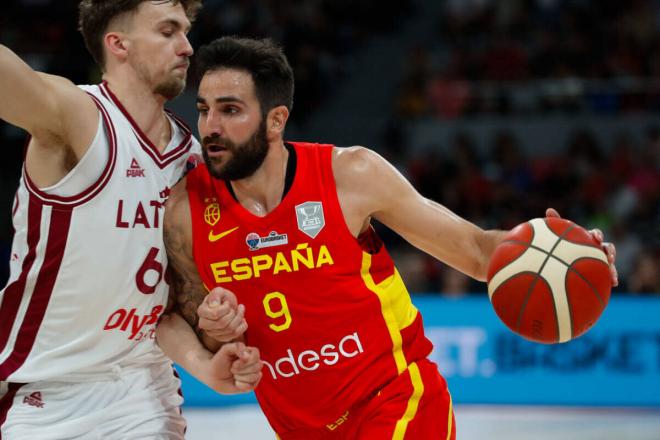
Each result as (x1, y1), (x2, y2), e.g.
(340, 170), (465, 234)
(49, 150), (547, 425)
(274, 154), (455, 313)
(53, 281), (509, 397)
(392, 361), (425, 440)
(360, 252), (418, 374)
(445, 392), (454, 440)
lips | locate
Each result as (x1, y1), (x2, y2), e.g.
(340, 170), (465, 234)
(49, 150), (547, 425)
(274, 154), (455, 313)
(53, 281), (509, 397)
(174, 62), (190, 71)
(207, 144), (226, 153)
(205, 143), (230, 159)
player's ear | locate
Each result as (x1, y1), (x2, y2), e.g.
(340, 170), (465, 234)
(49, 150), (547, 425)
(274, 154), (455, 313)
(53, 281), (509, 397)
(104, 31), (130, 63)
(267, 106), (289, 136)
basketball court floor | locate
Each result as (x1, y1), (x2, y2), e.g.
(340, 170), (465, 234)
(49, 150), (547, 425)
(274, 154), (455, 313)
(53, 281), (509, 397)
(184, 404), (660, 439)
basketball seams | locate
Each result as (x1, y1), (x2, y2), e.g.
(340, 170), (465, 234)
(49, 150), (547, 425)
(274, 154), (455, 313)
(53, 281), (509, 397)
(490, 270), (540, 300)
(502, 240), (606, 271)
(488, 217), (610, 344)
(565, 257), (609, 308)
(488, 221), (535, 296)
(530, 276), (557, 343)
(551, 238), (608, 340)
(514, 221), (576, 342)
(540, 257), (572, 343)
(488, 247), (546, 299)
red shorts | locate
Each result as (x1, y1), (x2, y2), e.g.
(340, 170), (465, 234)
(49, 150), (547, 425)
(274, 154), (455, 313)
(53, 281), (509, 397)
(277, 359), (456, 440)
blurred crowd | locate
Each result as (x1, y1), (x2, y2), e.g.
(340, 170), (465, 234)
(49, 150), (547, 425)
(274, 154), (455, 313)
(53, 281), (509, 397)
(377, 126), (659, 295)
(0, 0), (658, 295)
(382, 0), (660, 295)
(0, 0), (412, 125)
(397, 0), (660, 118)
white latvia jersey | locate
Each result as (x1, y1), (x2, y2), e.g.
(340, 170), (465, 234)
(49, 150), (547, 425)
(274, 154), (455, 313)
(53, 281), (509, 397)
(0, 82), (201, 383)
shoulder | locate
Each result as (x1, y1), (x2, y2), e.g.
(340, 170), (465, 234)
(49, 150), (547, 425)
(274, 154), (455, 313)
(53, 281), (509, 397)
(332, 145), (385, 182)
(332, 145), (402, 191)
(38, 72), (79, 92)
(164, 177), (191, 231)
(38, 73), (95, 110)
(331, 146), (402, 220)
(34, 74), (97, 138)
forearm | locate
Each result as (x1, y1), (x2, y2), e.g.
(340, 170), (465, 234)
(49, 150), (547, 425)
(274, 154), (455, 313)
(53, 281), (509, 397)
(156, 312), (214, 377)
(473, 229), (508, 282)
(156, 312), (254, 395)
(200, 328), (224, 352)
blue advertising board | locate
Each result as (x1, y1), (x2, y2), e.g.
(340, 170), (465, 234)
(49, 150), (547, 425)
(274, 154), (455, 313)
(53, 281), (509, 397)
(177, 295), (660, 407)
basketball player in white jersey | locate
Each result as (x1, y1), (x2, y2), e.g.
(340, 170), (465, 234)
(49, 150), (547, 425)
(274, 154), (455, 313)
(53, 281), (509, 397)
(0, 1), (261, 439)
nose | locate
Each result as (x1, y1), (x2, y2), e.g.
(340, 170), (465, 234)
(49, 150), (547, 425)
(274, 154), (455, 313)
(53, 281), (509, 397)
(179, 34), (194, 58)
(200, 109), (223, 137)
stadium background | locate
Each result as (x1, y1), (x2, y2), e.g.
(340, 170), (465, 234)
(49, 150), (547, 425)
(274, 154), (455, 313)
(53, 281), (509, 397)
(1, 0), (658, 438)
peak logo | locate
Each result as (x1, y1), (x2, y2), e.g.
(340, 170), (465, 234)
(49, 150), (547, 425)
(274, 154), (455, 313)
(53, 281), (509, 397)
(126, 158), (145, 178)
(262, 332), (364, 380)
(23, 392), (44, 408)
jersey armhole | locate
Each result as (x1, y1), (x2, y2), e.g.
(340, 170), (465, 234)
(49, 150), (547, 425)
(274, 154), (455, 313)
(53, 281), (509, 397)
(321, 145), (376, 254)
(22, 93), (118, 208)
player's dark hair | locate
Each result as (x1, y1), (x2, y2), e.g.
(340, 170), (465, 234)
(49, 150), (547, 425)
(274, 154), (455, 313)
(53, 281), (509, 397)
(78, 0), (202, 69)
(196, 36), (295, 116)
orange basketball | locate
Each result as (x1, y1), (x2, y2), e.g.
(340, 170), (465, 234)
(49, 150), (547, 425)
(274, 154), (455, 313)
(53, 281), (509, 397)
(487, 217), (611, 344)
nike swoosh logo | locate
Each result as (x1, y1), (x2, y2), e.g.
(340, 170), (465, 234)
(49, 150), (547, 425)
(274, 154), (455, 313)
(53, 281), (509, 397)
(208, 226), (239, 242)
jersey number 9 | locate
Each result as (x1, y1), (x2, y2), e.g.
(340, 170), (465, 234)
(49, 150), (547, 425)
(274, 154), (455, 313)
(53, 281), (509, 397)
(263, 292), (292, 332)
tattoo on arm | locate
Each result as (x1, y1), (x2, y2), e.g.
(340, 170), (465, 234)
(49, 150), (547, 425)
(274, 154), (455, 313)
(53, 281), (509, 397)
(163, 219), (206, 336)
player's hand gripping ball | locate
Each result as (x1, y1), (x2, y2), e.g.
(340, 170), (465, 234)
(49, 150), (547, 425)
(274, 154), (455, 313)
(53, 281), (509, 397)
(487, 217), (611, 344)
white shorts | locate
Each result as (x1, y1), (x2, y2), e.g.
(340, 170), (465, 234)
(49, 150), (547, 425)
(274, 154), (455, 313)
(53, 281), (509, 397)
(0, 362), (185, 440)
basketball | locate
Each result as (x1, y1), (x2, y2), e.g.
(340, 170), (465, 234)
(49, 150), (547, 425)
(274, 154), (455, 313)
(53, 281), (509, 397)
(487, 217), (611, 344)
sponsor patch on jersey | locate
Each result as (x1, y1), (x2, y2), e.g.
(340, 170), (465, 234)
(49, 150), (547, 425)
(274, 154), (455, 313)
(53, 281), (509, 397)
(204, 200), (220, 226)
(295, 201), (325, 239)
(262, 331), (364, 380)
(246, 231), (289, 251)
(126, 158), (145, 178)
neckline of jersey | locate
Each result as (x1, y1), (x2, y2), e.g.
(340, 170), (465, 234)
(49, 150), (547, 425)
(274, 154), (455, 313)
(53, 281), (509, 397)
(216, 142), (303, 225)
(99, 81), (191, 162)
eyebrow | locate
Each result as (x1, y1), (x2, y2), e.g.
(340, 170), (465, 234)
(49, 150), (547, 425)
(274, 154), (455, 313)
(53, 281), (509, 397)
(196, 96), (246, 105)
(158, 18), (192, 33)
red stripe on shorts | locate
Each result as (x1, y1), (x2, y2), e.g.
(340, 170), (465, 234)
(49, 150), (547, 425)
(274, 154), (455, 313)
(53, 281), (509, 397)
(0, 383), (24, 438)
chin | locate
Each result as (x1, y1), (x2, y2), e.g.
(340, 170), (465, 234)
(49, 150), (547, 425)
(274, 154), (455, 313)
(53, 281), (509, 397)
(155, 78), (186, 100)
(209, 166), (227, 180)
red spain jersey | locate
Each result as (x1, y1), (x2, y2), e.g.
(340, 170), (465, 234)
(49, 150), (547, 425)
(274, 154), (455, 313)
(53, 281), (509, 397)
(186, 142), (434, 434)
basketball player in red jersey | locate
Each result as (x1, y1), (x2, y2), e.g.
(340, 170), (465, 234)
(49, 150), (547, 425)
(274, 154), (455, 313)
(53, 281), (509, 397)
(160, 37), (618, 439)
(0, 3), (261, 438)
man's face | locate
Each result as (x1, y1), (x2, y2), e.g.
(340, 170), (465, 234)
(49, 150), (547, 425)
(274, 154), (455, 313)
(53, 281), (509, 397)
(196, 69), (269, 181)
(123, 1), (193, 99)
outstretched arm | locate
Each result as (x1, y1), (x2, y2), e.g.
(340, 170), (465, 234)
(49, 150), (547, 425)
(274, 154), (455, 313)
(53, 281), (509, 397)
(0, 45), (98, 183)
(333, 147), (617, 284)
(333, 147), (505, 281)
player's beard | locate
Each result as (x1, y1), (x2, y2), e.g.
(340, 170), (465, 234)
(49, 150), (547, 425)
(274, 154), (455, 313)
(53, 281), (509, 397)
(153, 76), (186, 100)
(202, 118), (269, 181)
(135, 59), (186, 100)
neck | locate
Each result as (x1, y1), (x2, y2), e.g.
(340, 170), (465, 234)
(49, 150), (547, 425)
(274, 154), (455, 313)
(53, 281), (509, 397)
(103, 70), (171, 151)
(230, 141), (289, 216)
